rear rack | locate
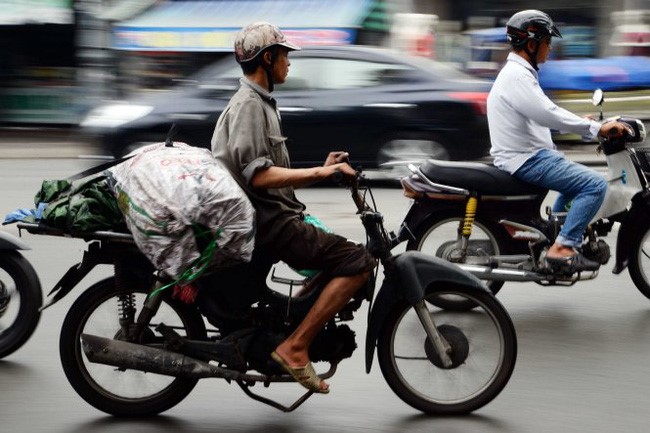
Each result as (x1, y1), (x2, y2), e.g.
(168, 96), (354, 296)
(16, 222), (134, 244)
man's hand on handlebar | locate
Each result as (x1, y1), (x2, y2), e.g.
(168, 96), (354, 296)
(330, 162), (358, 187)
(599, 121), (634, 139)
(324, 151), (350, 166)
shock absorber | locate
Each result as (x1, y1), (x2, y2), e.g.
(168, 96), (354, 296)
(462, 195), (478, 237)
(115, 258), (136, 339)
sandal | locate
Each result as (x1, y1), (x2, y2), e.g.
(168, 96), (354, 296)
(271, 351), (330, 394)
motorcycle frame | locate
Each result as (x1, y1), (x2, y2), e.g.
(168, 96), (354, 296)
(15, 180), (493, 410)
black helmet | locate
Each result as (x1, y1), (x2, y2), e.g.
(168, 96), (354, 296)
(506, 10), (562, 47)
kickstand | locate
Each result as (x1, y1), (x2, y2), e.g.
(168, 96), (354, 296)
(236, 380), (314, 412)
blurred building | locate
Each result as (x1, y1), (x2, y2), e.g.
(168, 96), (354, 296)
(96, 0), (391, 95)
(0, 0), (77, 124)
(1, 0), (648, 125)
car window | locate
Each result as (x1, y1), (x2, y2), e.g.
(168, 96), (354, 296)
(191, 62), (241, 86)
(282, 57), (417, 91)
(404, 55), (476, 80)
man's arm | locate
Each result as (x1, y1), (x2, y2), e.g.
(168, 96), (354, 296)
(251, 162), (355, 189)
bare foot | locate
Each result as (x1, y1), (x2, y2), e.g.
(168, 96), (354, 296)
(546, 243), (576, 259)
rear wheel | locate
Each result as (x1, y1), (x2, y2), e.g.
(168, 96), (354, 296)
(59, 277), (206, 417)
(407, 215), (508, 310)
(377, 286), (517, 415)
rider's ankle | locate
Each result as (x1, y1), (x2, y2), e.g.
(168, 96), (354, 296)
(547, 244), (575, 258)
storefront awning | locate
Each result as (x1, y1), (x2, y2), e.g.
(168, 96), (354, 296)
(0, 0), (73, 25)
(112, 0), (374, 51)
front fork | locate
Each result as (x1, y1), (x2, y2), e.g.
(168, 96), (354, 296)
(413, 300), (453, 367)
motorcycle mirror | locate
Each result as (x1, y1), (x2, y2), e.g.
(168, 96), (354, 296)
(592, 88), (604, 121)
(592, 88), (604, 106)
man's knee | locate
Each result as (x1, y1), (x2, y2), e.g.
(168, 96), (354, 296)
(596, 176), (608, 196)
(589, 175), (608, 199)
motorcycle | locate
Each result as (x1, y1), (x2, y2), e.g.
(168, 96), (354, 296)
(398, 89), (648, 310)
(17, 171), (516, 416)
(0, 230), (42, 358)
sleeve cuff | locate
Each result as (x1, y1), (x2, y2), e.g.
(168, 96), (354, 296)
(242, 157), (274, 185)
(583, 120), (601, 141)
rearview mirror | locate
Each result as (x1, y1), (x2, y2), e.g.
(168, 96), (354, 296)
(592, 89), (604, 121)
(591, 88), (604, 107)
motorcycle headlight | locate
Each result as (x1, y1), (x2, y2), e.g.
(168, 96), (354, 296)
(81, 104), (153, 128)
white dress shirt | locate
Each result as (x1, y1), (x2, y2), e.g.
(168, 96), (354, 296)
(487, 52), (601, 174)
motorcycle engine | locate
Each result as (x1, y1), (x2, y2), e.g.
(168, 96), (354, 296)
(244, 324), (357, 375)
(583, 240), (611, 265)
(309, 324), (357, 363)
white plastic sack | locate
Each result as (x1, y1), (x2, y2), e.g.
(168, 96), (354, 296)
(109, 142), (255, 279)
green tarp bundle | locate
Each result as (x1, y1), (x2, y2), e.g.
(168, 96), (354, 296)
(35, 172), (125, 232)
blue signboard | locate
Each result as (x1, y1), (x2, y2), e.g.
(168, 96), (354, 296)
(113, 0), (370, 51)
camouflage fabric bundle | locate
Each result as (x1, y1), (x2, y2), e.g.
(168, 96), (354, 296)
(34, 173), (124, 232)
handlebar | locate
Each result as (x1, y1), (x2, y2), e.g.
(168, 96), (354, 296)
(342, 170), (401, 260)
(349, 178), (370, 214)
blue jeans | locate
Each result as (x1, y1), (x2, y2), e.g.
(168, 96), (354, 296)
(514, 149), (607, 248)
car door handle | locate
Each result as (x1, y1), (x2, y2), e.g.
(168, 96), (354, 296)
(279, 107), (314, 112)
(166, 113), (210, 121)
(363, 103), (416, 108)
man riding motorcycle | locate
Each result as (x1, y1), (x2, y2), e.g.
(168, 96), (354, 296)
(211, 22), (376, 394)
(487, 9), (633, 275)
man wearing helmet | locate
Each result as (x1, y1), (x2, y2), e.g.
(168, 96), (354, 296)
(488, 10), (632, 274)
(212, 22), (376, 394)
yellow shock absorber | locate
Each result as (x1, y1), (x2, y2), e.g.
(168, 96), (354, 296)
(462, 196), (478, 237)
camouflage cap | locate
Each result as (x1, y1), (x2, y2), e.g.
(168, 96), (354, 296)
(234, 22), (300, 63)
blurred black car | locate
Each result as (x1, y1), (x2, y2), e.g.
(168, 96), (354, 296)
(81, 45), (492, 168)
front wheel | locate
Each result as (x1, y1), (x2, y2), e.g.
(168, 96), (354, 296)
(628, 219), (650, 299)
(59, 277), (207, 417)
(0, 251), (42, 359)
(377, 285), (517, 415)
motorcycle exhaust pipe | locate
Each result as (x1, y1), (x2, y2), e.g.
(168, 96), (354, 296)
(458, 264), (547, 282)
(81, 334), (241, 380)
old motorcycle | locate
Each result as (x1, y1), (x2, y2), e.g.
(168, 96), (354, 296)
(0, 230), (42, 358)
(399, 89), (649, 310)
(17, 172), (516, 417)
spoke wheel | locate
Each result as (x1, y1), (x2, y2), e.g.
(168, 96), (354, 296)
(377, 286), (517, 415)
(407, 215), (508, 311)
(59, 277), (206, 417)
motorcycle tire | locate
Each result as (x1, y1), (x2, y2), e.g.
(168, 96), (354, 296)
(0, 251), (42, 359)
(406, 214), (510, 311)
(377, 285), (517, 415)
(628, 219), (650, 300)
(59, 277), (207, 417)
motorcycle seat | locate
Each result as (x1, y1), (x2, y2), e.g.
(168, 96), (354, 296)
(419, 159), (547, 196)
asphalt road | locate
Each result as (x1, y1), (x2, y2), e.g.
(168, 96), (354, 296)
(1, 158), (650, 433)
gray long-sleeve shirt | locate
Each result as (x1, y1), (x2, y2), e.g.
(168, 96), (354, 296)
(487, 52), (601, 174)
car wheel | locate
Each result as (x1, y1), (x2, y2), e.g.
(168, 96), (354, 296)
(377, 134), (450, 176)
